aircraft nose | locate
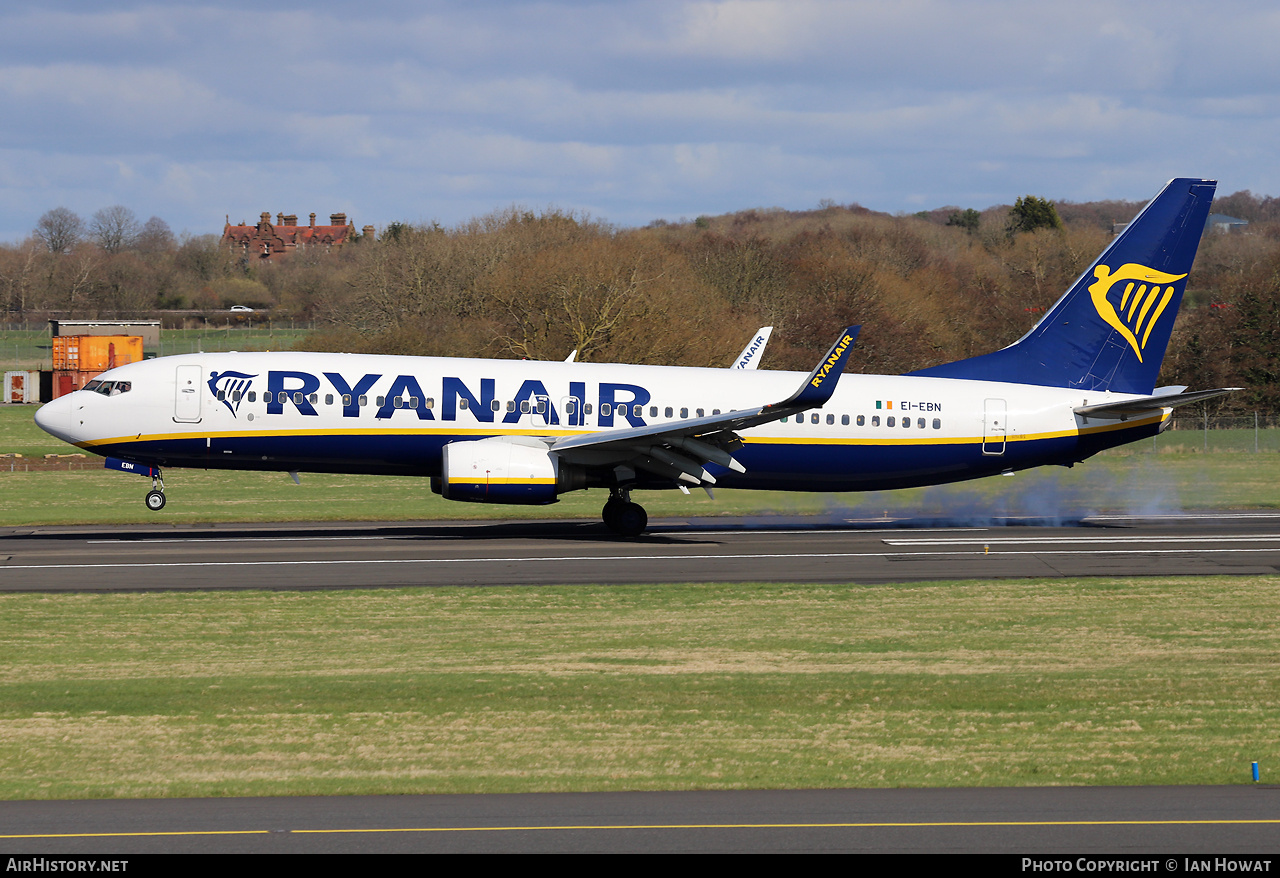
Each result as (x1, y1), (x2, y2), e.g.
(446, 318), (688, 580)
(34, 395), (75, 443)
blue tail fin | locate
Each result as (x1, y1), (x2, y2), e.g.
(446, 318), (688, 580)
(909, 178), (1216, 394)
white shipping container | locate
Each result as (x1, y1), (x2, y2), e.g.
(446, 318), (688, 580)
(4, 371), (38, 404)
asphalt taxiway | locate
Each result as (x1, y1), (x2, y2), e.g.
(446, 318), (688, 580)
(3, 512), (1280, 592)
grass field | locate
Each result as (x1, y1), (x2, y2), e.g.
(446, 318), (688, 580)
(0, 577), (1274, 799)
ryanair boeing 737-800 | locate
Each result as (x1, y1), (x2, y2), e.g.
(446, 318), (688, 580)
(34, 178), (1234, 536)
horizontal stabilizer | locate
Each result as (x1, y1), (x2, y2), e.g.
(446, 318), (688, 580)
(1074, 387), (1240, 419)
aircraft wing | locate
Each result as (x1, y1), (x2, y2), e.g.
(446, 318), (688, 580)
(1074, 387), (1240, 419)
(549, 326), (859, 485)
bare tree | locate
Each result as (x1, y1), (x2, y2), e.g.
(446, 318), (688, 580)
(33, 207), (85, 254)
(136, 216), (175, 253)
(0, 240), (42, 315)
(90, 205), (141, 253)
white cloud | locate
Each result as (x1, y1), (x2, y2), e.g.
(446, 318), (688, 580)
(0, 0), (1279, 242)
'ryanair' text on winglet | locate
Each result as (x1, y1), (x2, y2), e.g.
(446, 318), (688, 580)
(784, 325), (861, 409)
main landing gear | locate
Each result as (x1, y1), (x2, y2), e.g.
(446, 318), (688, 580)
(602, 489), (647, 537)
(145, 470), (166, 511)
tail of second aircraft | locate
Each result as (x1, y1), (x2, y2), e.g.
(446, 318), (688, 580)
(909, 177), (1216, 395)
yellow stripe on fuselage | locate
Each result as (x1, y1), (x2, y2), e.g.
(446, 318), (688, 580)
(78, 411), (1165, 453)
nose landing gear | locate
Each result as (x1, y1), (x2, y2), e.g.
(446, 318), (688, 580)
(145, 470), (166, 511)
(602, 488), (647, 537)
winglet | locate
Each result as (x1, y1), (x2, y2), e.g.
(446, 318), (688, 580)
(782, 325), (860, 408)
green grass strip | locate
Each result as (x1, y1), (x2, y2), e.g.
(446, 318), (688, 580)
(0, 578), (1275, 799)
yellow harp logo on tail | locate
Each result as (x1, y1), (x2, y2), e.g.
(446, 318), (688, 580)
(1087, 263), (1187, 363)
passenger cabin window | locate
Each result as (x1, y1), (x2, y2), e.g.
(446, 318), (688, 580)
(459, 398), (469, 411)
(342, 394), (352, 406)
(933, 418), (941, 429)
(357, 395), (367, 407)
(696, 408), (704, 418)
(857, 415), (864, 426)
(325, 394), (334, 405)
(520, 400), (531, 414)
(665, 407), (673, 418)
(680, 407), (688, 418)
(917, 417), (925, 429)
(491, 399), (500, 411)
(841, 415), (849, 425)
(248, 391), (257, 403)
(506, 400), (515, 412)
(810, 413), (819, 424)
(887, 416), (895, 427)
(650, 406), (658, 417)
(376, 396), (385, 407)
(826, 414), (834, 425)
(565, 400), (576, 415)
(601, 403), (612, 416)
(584, 403), (593, 414)
(634, 404), (643, 417)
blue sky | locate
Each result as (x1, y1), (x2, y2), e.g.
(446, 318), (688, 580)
(2, 0), (1277, 242)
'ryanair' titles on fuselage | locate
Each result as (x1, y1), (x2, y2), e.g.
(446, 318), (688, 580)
(209, 369), (655, 428)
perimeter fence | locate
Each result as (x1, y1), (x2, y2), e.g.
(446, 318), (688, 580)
(0, 323), (316, 369)
(1149, 415), (1280, 454)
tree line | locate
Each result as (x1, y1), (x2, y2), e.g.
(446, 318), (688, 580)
(5, 193), (1280, 411)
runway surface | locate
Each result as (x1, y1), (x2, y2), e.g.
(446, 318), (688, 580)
(3, 511), (1280, 591)
(4, 513), (1277, 854)
(2, 785), (1278, 853)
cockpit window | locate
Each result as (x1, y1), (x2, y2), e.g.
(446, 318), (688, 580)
(84, 380), (131, 396)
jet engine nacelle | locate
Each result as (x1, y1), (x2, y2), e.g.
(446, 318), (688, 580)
(437, 436), (584, 504)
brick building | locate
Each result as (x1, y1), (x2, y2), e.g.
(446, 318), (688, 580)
(222, 211), (375, 261)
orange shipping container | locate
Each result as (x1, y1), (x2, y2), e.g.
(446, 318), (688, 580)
(52, 371), (97, 399)
(52, 336), (143, 372)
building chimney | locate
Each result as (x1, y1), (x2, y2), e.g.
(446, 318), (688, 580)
(309, 213), (316, 229)
(330, 213), (347, 226)
(276, 212), (284, 225)
(283, 214), (297, 227)
(362, 225), (376, 239)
